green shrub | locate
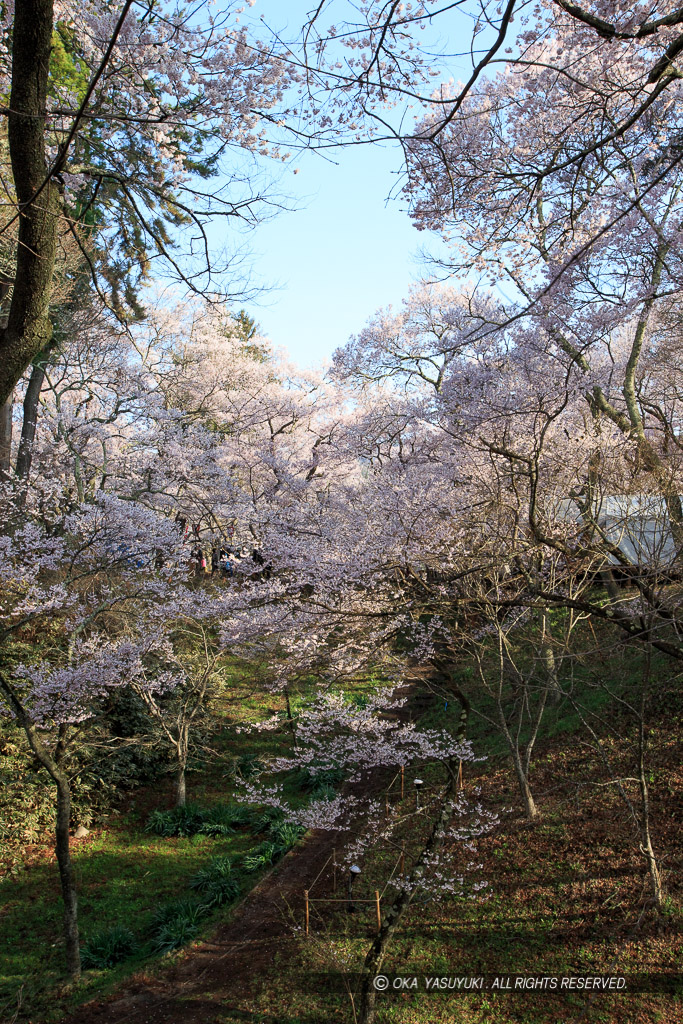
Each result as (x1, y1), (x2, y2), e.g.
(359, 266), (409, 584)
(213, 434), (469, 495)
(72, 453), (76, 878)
(152, 917), (201, 954)
(145, 802), (254, 838)
(80, 926), (137, 969)
(0, 724), (120, 848)
(190, 856), (241, 908)
(153, 898), (204, 928)
(242, 841), (279, 872)
(196, 821), (234, 837)
(145, 804), (205, 837)
(217, 803), (254, 827)
(240, 819), (305, 871)
(251, 807), (284, 834)
(88, 744), (166, 789)
(267, 820), (305, 851)
(196, 804), (242, 837)
(295, 765), (345, 792)
(309, 782), (336, 801)
(234, 754), (264, 778)
(151, 899), (204, 953)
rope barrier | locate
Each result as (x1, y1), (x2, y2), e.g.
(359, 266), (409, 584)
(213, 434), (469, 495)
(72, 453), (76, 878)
(302, 760), (464, 934)
(307, 897), (383, 903)
(306, 849), (336, 894)
(379, 850), (404, 899)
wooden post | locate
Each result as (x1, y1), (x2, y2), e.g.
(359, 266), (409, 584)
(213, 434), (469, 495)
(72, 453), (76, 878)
(333, 850), (337, 893)
(458, 759), (463, 791)
(400, 766), (404, 800)
(304, 889), (309, 936)
(375, 890), (381, 935)
(400, 841), (405, 877)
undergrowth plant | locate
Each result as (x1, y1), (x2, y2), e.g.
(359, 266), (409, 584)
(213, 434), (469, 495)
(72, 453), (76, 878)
(151, 899), (205, 953)
(80, 926), (138, 969)
(144, 803), (253, 838)
(189, 856), (241, 908)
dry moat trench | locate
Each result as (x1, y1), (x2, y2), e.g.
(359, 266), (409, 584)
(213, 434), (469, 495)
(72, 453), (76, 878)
(51, 678), (683, 1024)
(57, 755), (683, 1024)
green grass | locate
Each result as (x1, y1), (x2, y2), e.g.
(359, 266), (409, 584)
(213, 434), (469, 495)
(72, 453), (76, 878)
(0, 655), (373, 1021)
(0, 820), (247, 1017)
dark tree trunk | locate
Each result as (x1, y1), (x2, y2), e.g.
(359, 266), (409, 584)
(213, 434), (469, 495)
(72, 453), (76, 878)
(358, 760), (460, 1024)
(55, 771), (81, 979)
(0, 394), (11, 480)
(432, 657), (470, 741)
(0, 0), (59, 406)
(15, 347), (52, 501)
(0, 678), (81, 980)
(284, 686), (297, 739)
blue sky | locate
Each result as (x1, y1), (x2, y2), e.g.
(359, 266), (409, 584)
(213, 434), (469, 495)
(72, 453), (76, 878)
(245, 142), (438, 369)
(230, 0), (473, 369)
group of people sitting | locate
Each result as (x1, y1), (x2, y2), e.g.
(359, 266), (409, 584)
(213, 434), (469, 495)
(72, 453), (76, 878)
(189, 543), (241, 578)
(174, 515), (269, 581)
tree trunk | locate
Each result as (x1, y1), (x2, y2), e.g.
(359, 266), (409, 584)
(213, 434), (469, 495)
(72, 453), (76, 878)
(0, 393), (11, 481)
(599, 568), (621, 603)
(638, 762), (663, 909)
(0, 677), (81, 980)
(175, 766), (187, 807)
(174, 722), (191, 808)
(493, 690), (539, 820)
(0, 0), (60, 406)
(358, 760), (460, 1024)
(638, 687), (663, 909)
(633, 436), (683, 558)
(284, 686), (297, 739)
(175, 762), (187, 808)
(432, 657), (470, 741)
(15, 347), (52, 499)
(175, 727), (189, 807)
(55, 772), (81, 980)
(539, 609), (561, 702)
(511, 749), (538, 820)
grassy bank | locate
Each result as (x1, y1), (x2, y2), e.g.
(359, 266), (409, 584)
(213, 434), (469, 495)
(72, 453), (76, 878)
(0, 658), (347, 1022)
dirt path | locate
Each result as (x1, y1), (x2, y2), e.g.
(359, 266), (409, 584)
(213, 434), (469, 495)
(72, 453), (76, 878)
(61, 686), (421, 1024)
(64, 826), (342, 1024)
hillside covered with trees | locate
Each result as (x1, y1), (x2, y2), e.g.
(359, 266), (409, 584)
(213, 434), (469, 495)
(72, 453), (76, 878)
(1, 2), (682, 1023)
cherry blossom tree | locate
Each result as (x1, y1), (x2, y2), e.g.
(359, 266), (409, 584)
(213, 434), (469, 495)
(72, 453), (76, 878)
(128, 615), (227, 808)
(328, 275), (683, 860)
(0, 491), (189, 980)
(234, 686), (494, 1024)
